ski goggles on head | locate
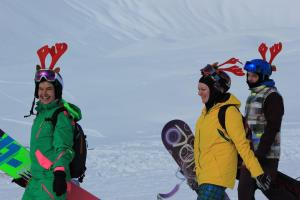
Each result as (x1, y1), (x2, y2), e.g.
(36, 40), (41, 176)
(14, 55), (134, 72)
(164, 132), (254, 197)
(201, 64), (231, 84)
(201, 64), (221, 81)
(35, 69), (63, 86)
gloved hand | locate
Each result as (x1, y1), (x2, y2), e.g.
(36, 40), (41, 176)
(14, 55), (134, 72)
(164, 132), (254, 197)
(53, 171), (67, 196)
(12, 177), (28, 188)
(256, 173), (271, 191)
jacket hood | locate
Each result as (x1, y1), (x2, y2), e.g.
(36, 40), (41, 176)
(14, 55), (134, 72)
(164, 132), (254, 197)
(61, 99), (82, 122)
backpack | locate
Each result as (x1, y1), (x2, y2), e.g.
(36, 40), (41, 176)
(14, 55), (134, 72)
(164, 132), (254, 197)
(218, 104), (252, 142)
(46, 106), (87, 183)
(218, 104), (253, 179)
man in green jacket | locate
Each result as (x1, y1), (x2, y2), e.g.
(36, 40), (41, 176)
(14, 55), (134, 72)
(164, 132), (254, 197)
(21, 43), (81, 200)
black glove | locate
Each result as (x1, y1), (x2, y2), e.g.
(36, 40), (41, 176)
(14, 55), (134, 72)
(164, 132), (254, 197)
(53, 171), (67, 196)
(256, 173), (272, 191)
(12, 177), (28, 188)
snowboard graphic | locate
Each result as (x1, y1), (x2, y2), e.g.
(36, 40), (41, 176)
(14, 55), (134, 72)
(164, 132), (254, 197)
(161, 119), (196, 183)
(161, 119), (300, 200)
(0, 129), (31, 180)
(0, 129), (100, 200)
(160, 119), (230, 199)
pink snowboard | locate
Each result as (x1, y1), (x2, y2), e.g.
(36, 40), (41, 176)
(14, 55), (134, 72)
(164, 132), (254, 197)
(67, 181), (100, 200)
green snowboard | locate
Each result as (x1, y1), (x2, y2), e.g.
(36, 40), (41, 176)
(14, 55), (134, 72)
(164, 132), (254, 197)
(0, 129), (31, 180)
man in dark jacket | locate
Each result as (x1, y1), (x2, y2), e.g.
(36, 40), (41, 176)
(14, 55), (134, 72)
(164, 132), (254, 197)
(238, 58), (294, 199)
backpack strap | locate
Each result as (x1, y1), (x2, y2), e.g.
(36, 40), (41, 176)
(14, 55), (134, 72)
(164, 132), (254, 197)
(218, 104), (239, 132)
(45, 107), (68, 128)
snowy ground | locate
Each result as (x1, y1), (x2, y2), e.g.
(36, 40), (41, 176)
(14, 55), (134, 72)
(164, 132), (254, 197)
(2, 129), (299, 200)
(1, 0), (300, 199)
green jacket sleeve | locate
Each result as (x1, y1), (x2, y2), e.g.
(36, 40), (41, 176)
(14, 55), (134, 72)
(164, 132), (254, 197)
(52, 112), (74, 170)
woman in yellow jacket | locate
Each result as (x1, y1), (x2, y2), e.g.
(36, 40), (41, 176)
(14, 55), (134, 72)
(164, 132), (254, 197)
(194, 62), (271, 200)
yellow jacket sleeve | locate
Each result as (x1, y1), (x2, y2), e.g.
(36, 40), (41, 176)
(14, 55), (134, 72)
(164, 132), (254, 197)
(225, 106), (264, 177)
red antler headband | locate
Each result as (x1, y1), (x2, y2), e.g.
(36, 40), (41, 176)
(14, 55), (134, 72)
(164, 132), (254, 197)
(216, 57), (245, 76)
(258, 42), (282, 71)
(36, 42), (68, 73)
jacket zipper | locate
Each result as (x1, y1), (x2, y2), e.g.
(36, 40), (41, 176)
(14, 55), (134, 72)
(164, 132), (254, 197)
(41, 183), (55, 200)
(52, 150), (66, 166)
(197, 129), (202, 169)
(35, 121), (45, 139)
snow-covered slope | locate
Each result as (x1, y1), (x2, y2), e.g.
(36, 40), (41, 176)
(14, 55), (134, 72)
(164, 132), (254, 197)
(1, 0), (300, 199)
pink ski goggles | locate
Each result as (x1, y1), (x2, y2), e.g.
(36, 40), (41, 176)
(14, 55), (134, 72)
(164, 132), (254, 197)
(35, 70), (63, 86)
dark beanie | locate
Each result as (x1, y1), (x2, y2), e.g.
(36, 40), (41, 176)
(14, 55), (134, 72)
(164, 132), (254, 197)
(199, 75), (228, 111)
(199, 76), (215, 89)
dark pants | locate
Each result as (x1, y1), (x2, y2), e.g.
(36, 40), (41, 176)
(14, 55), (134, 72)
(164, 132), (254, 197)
(238, 159), (296, 200)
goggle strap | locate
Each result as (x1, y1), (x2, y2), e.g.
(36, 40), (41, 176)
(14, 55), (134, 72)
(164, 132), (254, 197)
(24, 97), (36, 118)
(56, 74), (64, 87)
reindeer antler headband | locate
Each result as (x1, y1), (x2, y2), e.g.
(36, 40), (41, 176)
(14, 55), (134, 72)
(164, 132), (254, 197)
(202, 57), (245, 77)
(36, 42), (68, 73)
(258, 42), (282, 71)
(217, 57), (245, 76)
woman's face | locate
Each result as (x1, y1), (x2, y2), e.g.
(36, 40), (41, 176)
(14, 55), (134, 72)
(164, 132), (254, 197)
(38, 81), (55, 104)
(198, 82), (210, 103)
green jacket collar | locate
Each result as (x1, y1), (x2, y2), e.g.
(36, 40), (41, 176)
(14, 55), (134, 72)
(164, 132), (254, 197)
(35, 99), (82, 121)
(35, 99), (61, 113)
